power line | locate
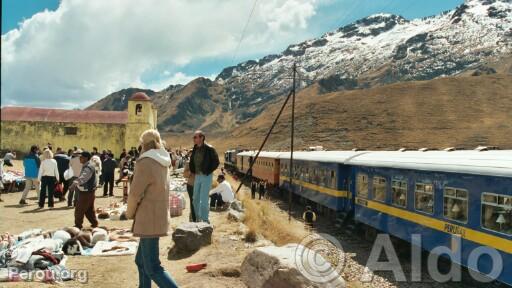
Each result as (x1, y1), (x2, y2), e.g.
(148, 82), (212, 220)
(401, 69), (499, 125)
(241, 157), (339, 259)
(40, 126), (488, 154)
(231, 0), (259, 65)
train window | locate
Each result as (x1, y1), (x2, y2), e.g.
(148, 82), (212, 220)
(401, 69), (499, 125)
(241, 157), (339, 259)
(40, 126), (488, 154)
(357, 173), (368, 198)
(330, 170), (336, 189)
(443, 187), (468, 223)
(415, 183), (434, 214)
(372, 177), (387, 202)
(482, 193), (512, 235)
(392, 180), (407, 207)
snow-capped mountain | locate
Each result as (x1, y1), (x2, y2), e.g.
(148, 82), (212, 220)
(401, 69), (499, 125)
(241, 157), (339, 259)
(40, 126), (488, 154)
(217, 0), (512, 111)
(90, 0), (512, 133)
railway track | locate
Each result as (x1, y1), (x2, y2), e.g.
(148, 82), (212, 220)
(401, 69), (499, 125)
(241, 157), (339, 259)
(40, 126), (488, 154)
(266, 190), (506, 288)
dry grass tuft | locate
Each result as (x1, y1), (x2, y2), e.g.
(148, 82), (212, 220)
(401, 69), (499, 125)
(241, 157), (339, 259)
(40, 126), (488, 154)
(239, 191), (307, 246)
(244, 229), (258, 243)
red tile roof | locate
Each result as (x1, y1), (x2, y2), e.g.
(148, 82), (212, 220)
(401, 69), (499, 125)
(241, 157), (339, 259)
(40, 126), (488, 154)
(1, 107), (128, 124)
(130, 92), (151, 101)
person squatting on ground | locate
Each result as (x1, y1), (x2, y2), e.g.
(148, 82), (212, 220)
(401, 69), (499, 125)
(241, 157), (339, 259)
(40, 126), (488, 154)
(183, 151), (196, 222)
(189, 130), (220, 223)
(19, 145), (41, 205)
(68, 149), (84, 207)
(302, 205), (317, 230)
(70, 151), (98, 229)
(126, 129), (178, 288)
(3, 150), (16, 167)
(209, 174), (234, 210)
(38, 149), (60, 209)
(102, 153), (117, 197)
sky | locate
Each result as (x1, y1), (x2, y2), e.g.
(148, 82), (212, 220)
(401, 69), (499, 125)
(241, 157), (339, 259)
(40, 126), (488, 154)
(1, 0), (464, 109)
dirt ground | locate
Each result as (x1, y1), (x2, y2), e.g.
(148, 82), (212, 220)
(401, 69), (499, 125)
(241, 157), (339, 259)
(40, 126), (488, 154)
(0, 161), (260, 287)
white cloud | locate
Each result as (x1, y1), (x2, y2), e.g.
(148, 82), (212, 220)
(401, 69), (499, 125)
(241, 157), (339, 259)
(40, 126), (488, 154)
(1, 0), (319, 108)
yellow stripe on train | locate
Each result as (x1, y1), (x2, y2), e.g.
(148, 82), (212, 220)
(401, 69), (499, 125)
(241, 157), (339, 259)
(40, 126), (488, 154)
(356, 197), (512, 255)
(280, 175), (348, 198)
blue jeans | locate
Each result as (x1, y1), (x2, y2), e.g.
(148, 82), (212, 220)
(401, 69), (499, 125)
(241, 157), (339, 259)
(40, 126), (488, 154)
(193, 174), (213, 222)
(135, 238), (178, 288)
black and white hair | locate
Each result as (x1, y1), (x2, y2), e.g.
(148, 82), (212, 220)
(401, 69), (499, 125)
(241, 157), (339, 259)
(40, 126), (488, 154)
(62, 239), (83, 255)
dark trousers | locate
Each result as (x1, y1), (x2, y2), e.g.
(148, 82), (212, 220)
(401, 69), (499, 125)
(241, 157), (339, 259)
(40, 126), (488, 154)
(74, 190), (98, 229)
(259, 189), (265, 200)
(251, 188), (256, 199)
(103, 174), (114, 196)
(186, 184), (196, 222)
(210, 193), (225, 208)
(39, 176), (56, 208)
(135, 238), (178, 288)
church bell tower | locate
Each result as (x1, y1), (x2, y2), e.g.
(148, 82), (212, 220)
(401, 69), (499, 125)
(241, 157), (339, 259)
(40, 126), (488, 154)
(125, 92), (158, 151)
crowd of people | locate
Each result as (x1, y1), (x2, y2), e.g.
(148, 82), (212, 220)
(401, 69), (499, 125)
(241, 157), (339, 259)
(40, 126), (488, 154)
(17, 145), (123, 207)
(0, 129), (275, 287)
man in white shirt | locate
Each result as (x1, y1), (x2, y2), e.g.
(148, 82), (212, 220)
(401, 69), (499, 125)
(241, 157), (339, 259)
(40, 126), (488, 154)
(209, 174), (234, 209)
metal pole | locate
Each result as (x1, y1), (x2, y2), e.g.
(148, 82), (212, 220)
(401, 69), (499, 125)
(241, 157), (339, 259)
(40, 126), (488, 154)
(234, 89), (294, 194)
(288, 62), (296, 221)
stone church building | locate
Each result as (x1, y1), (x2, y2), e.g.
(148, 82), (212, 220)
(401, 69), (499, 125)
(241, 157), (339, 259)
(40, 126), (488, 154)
(0, 92), (157, 157)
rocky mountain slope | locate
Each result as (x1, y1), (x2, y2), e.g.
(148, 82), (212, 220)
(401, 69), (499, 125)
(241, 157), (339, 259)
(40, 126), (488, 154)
(87, 88), (158, 111)
(164, 73), (512, 152)
(87, 0), (512, 135)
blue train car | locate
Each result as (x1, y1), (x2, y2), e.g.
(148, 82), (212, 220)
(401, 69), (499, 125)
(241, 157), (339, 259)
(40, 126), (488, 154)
(348, 150), (512, 285)
(234, 149), (512, 285)
(278, 151), (364, 212)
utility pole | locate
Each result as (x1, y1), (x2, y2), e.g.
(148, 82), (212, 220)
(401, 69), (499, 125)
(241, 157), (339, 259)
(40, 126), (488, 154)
(288, 62), (296, 221)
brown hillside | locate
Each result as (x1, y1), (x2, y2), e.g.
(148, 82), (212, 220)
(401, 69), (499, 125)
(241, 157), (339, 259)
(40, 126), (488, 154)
(164, 74), (512, 152)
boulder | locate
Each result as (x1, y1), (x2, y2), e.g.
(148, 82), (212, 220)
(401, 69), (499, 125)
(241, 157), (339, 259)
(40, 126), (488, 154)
(227, 209), (245, 222)
(230, 200), (244, 212)
(241, 244), (345, 288)
(172, 222), (213, 251)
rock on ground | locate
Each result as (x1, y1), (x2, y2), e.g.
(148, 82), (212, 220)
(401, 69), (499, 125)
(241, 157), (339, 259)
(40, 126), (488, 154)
(172, 222), (213, 252)
(241, 244), (346, 288)
(230, 200), (244, 212)
(227, 209), (245, 222)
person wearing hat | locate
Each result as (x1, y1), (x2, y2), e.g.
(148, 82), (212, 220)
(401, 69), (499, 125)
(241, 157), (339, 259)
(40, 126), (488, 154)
(67, 149), (83, 207)
(69, 151), (98, 229)
(126, 129), (178, 288)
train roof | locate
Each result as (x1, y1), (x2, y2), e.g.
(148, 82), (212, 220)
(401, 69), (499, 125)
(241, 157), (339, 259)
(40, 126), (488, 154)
(237, 151), (285, 158)
(346, 150), (512, 178)
(237, 150), (366, 163)
(277, 151), (366, 163)
(236, 150), (512, 177)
